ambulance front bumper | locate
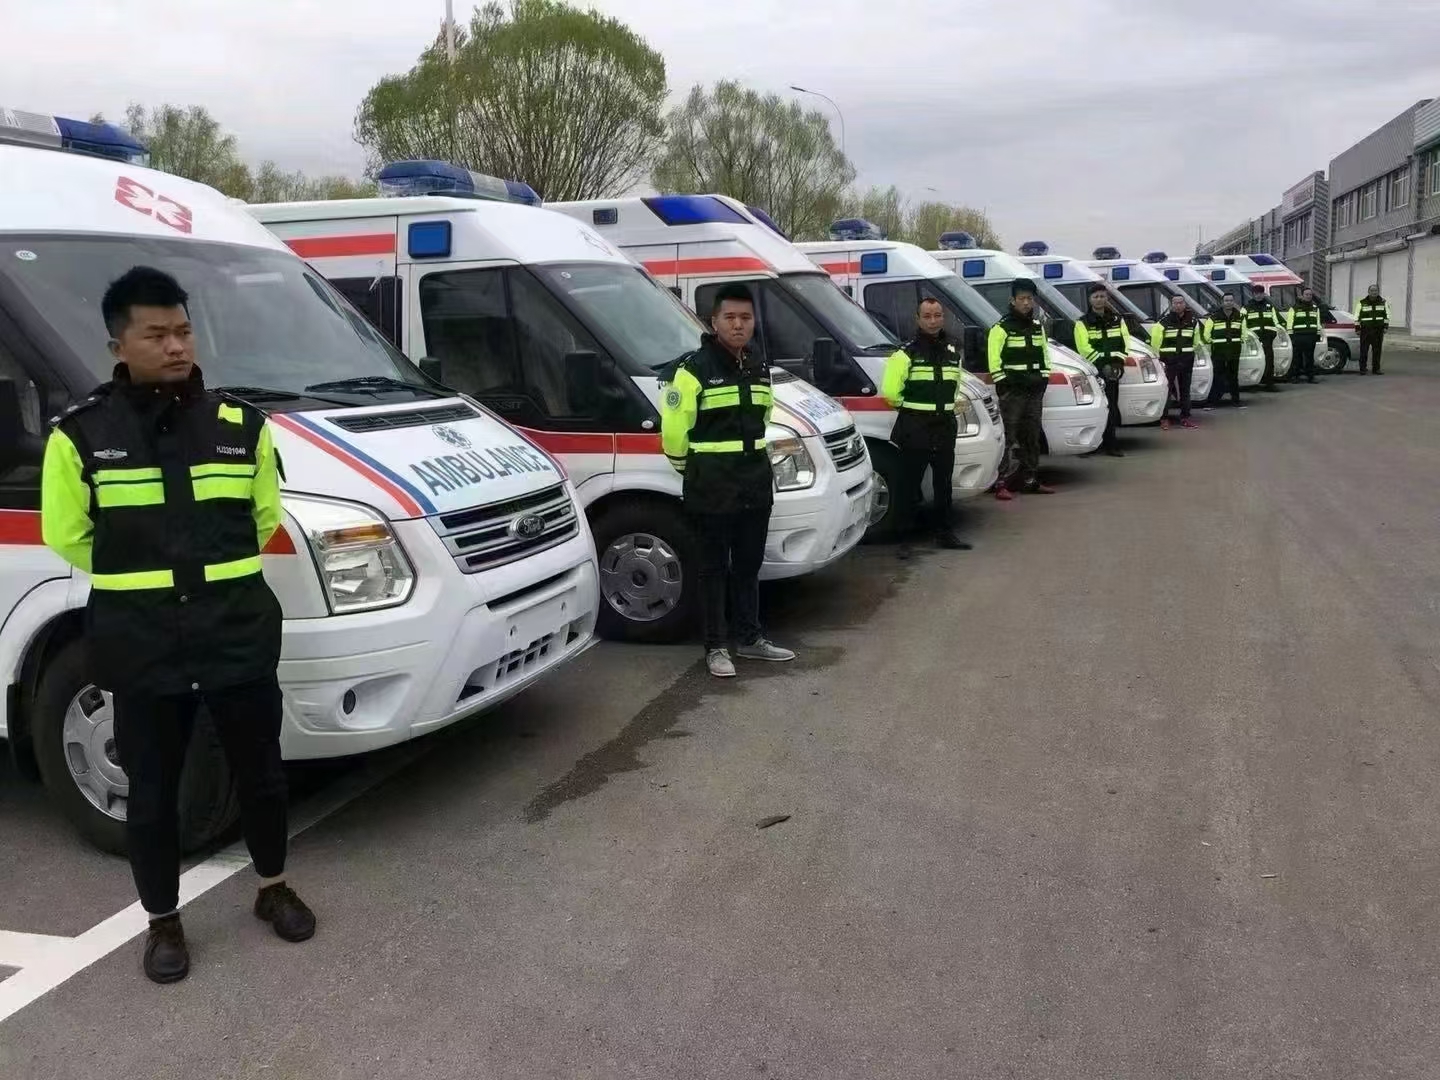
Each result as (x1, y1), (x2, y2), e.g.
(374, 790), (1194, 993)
(761, 449), (874, 581)
(276, 518), (598, 760)
(952, 427), (1004, 498)
(1118, 378), (1167, 424)
(1043, 400), (1107, 456)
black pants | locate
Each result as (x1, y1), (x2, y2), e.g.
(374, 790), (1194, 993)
(1259, 334), (1277, 385)
(1293, 336), (1317, 380)
(1359, 330), (1385, 372)
(1101, 377), (1122, 449)
(900, 442), (956, 535)
(114, 674), (288, 915)
(691, 508), (769, 651)
(997, 377), (1046, 488)
(1163, 356), (1194, 418)
(1209, 350), (1242, 405)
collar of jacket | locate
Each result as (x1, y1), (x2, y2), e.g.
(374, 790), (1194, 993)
(1001, 310), (1042, 331)
(1363, 295), (1384, 303)
(1249, 296), (1271, 309)
(908, 329), (950, 351)
(700, 332), (758, 372)
(110, 362), (207, 408)
(1083, 309), (1120, 327)
(1162, 311), (1196, 327)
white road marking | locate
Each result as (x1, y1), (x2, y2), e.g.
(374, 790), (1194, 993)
(0, 741), (425, 1024)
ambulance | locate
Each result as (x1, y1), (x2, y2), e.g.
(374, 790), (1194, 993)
(794, 237), (1111, 462)
(253, 168), (873, 639)
(547, 197), (1000, 539)
(1091, 258), (1274, 387)
(1190, 253), (1360, 373)
(1013, 252), (1169, 425)
(0, 120), (599, 853)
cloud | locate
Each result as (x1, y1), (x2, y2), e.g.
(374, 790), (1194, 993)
(2, 0), (1436, 257)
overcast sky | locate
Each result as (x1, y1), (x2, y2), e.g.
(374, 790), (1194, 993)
(5, 0), (1438, 255)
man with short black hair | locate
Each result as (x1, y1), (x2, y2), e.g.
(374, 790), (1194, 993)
(1285, 285), (1321, 384)
(988, 278), (1053, 497)
(1244, 284), (1282, 392)
(41, 267), (314, 985)
(1357, 283), (1391, 374)
(662, 283), (794, 678)
(1202, 293), (1247, 409)
(1073, 285), (1127, 457)
(882, 295), (970, 548)
(1151, 293), (1201, 429)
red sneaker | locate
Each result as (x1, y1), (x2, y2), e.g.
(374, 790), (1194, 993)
(1181, 417), (1199, 429)
(1159, 418), (1172, 431)
(994, 485), (1015, 502)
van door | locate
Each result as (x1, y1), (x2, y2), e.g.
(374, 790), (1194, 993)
(409, 262), (618, 489)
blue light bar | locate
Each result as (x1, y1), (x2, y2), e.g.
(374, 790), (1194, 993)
(859, 251), (888, 275)
(408, 220), (452, 259)
(1093, 246), (1122, 260)
(939, 231), (975, 250)
(377, 161), (542, 205)
(1143, 251), (1168, 264)
(1042, 262), (1063, 279)
(1, 111), (151, 164)
(828, 218), (885, 241)
(644, 195), (748, 226)
(1191, 254), (1214, 265)
(1112, 266), (1131, 281)
(747, 206), (790, 240)
(1163, 268), (1180, 280)
(1018, 240), (1049, 256)
(1251, 253), (1278, 266)
(961, 258), (986, 278)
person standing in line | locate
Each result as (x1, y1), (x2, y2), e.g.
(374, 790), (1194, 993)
(1357, 283), (1391, 375)
(661, 282), (795, 679)
(1073, 284), (1128, 458)
(881, 295), (971, 549)
(1150, 293), (1201, 429)
(1285, 285), (1322, 384)
(988, 278), (1054, 498)
(1202, 293), (1248, 409)
(1243, 284), (1282, 392)
(40, 267), (315, 985)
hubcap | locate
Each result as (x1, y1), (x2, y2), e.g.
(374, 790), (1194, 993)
(61, 684), (128, 821)
(869, 474), (891, 526)
(599, 532), (683, 623)
(1316, 346), (1342, 372)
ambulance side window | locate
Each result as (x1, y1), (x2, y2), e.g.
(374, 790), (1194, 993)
(331, 276), (403, 348)
(0, 334), (46, 508)
(418, 269), (522, 396)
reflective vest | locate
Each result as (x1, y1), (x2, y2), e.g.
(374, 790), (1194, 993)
(1358, 296), (1389, 328)
(41, 368), (282, 695)
(1156, 316), (1199, 358)
(885, 332), (961, 413)
(988, 314), (1050, 382)
(1076, 313), (1127, 364)
(1244, 303), (1278, 336)
(1288, 302), (1321, 336)
(660, 338), (775, 513)
(1205, 313), (1245, 353)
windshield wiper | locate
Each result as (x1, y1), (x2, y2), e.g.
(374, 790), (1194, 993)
(216, 384), (352, 407)
(303, 375), (448, 397)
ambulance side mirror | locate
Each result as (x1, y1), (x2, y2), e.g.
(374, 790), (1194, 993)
(417, 356), (444, 383)
(564, 350), (605, 416)
(810, 337), (842, 392)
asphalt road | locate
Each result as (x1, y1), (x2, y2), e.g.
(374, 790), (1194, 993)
(5, 350), (1440, 1079)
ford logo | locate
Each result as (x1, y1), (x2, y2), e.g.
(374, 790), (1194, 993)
(433, 424), (471, 450)
(510, 513), (548, 540)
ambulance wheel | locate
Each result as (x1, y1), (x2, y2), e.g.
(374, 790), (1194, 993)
(864, 442), (906, 543)
(591, 500), (699, 644)
(32, 637), (241, 857)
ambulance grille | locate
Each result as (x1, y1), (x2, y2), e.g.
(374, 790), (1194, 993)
(429, 484), (578, 573)
(822, 425), (868, 472)
(330, 403), (477, 433)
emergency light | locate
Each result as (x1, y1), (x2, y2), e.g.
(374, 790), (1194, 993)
(938, 231), (975, 250)
(1190, 254), (1214, 265)
(643, 195), (748, 226)
(960, 259), (986, 278)
(1093, 246), (1122, 260)
(1143, 251), (1168, 264)
(377, 160), (542, 206)
(747, 206), (790, 240)
(1210, 271), (1226, 281)
(1018, 240), (1049, 256)
(828, 218), (885, 241)
(1112, 266), (1131, 281)
(859, 252), (888, 275)
(1250, 254), (1279, 266)
(1163, 268), (1180, 280)
(1042, 263), (1063, 279)
(0, 107), (149, 164)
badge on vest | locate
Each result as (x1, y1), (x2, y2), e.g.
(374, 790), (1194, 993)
(664, 388), (682, 409)
(93, 448), (128, 461)
(706, 377), (725, 386)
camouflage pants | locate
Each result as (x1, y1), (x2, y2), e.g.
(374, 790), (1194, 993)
(997, 377), (1046, 488)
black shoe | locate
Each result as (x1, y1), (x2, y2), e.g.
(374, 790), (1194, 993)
(1359, 369), (1368, 375)
(143, 914), (190, 984)
(1261, 384), (1280, 393)
(936, 531), (972, 550)
(1103, 445), (1126, 457)
(1373, 369), (1383, 375)
(1307, 377), (1316, 384)
(254, 883), (316, 943)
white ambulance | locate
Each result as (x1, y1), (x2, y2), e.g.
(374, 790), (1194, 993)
(547, 197), (1001, 538)
(1013, 252), (1169, 425)
(0, 121), (599, 853)
(253, 168), (873, 640)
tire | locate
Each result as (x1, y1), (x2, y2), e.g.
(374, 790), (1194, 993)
(31, 637), (241, 856)
(1317, 339), (1350, 373)
(590, 499), (700, 644)
(863, 440), (906, 543)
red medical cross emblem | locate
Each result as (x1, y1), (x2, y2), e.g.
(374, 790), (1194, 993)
(114, 176), (194, 235)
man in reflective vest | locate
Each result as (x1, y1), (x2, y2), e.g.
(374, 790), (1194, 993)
(1357, 283), (1391, 375)
(1202, 293), (1248, 409)
(1073, 284), (1127, 458)
(40, 267), (315, 984)
(882, 295), (971, 549)
(1150, 293), (1201, 429)
(1285, 285), (1322, 384)
(988, 278), (1054, 498)
(661, 282), (795, 678)
(1244, 283), (1282, 392)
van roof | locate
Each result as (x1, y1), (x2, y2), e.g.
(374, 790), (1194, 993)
(1018, 254), (1104, 283)
(930, 248), (1037, 282)
(1159, 261), (1251, 285)
(0, 143), (288, 251)
(1087, 258), (1171, 283)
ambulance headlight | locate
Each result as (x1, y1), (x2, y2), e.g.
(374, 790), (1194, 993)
(284, 496), (416, 614)
(767, 426), (816, 492)
(955, 392), (983, 437)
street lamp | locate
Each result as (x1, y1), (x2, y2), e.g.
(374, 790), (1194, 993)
(790, 85), (846, 159)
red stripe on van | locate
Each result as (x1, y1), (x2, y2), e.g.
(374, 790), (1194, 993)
(0, 510), (43, 545)
(524, 431), (616, 455)
(819, 261), (860, 276)
(617, 433), (663, 454)
(836, 395), (892, 411)
(641, 257), (770, 276)
(285, 234), (396, 259)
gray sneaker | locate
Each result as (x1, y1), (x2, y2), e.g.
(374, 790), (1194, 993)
(706, 648), (736, 678)
(734, 638), (796, 663)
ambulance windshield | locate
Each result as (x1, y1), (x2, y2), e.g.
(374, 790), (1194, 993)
(0, 235), (431, 402)
(535, 262), (704, 374)
(779, 273), (897, 353)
